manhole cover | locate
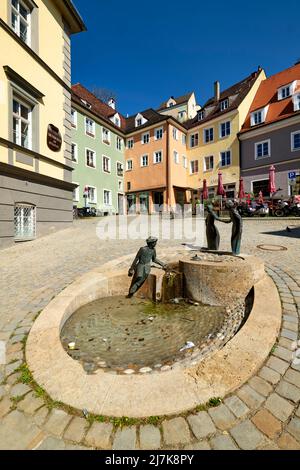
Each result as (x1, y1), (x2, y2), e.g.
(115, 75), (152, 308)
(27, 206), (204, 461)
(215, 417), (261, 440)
(257, 244), (287, 251)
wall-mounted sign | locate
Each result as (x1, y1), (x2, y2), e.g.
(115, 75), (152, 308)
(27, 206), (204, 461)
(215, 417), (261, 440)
(47, 124), (62, 152)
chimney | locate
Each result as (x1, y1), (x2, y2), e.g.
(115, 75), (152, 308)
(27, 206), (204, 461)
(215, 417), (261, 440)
(108, 98), (116, 110)
(214, 81), (220, 102)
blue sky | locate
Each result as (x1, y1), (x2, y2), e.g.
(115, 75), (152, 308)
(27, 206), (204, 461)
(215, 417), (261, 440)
(72, 0), (300, 117)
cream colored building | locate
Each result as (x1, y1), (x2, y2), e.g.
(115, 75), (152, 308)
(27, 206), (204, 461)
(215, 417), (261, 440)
(0, 0), (85, 247)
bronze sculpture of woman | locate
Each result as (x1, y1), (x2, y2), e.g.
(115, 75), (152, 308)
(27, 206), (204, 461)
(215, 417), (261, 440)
(225, 200), (243, 255)
(206, 205), (221, 250)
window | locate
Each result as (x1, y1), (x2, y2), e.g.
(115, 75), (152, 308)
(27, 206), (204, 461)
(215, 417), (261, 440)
(14, 203), (36, 240)
(174, 151), (179, 164)
(155, 127), (163, 140)
(255, 140), (270, 159)
(190, 133), (199, 148)
(250, 107), (268, 126)
(220, 150), (231, 167)
(178, 111), (186, 120)
(224, 184), (236, 199)
(220, 99), (229, 111)
(198, 110), (205, 121)
(116, 136), (123, 151)
(73, 184), (79, 202)
(13, 95), (32, 149)
(104, 190), (112, 206)
(86, 149), (96, 168)
(293, 94), (300, 112)
(127, 138), (134, 149)
(118, 180), (123, 191)
(204, 128), (214, 143)
(102, 156), (111, 173)
(183, 155), (187, 169)
(182, 134), (186, 145)
(127, 182), (131, 191)
(85, 117), (95, 136)
(136, 118), (142, 127)
(71, 143), (78, 163)
(11, 0), (31, 45)
(173, 127), (178, 140)
(71, 108), (77, 128)
(220, 121), (231, 138)
(117, 162), (124, 177)
(154, 151), (162, 164)
(190, 160), (199, 174)
(142, 132), (150, 144)
(102, 127), (110, 144)
(126, 160), (133, 171)
(204, 156), (214, 171)
(278, 84), (292, 100)
(87, 186), (97, 204)
(141, 155), (148, 167)
(291, 131), (300, 151)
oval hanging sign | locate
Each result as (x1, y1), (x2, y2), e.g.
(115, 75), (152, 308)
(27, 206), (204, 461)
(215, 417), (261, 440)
(47, 124), (62, 152)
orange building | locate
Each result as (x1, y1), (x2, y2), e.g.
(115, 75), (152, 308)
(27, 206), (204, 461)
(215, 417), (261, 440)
(124, 109), (191, 213)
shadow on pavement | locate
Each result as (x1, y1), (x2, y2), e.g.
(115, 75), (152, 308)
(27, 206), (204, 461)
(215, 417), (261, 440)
(262, 226), (300, 239)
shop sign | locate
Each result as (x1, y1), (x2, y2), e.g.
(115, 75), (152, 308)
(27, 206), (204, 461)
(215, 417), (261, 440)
(47, 124), (62, 152)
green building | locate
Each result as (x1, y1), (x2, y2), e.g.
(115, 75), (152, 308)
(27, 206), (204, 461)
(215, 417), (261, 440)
(71, 84), (125, 215)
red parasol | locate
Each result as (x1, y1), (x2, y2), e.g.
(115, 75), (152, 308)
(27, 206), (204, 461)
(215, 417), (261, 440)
(202, 179), (208, 200)
(238, 177), (245, 199)
(217, 171), (226, 197)
(268, 165), (276, 194)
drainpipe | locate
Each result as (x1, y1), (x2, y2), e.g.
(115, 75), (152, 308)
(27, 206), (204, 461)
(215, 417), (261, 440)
(166, 121), (170, 212)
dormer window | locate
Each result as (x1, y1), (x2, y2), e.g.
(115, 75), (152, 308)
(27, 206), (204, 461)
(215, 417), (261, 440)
(167, 98), (176, 108)
(198, 110), (205, 121)
(250, 106), (268, 127)
(136, 119), (142, 126)
(135, 113), (147, 127)
(293, 93), (300, 112)
(220, 99), (229, 111)
(81, 99), (92, 109)
(110, 113), (121, 127)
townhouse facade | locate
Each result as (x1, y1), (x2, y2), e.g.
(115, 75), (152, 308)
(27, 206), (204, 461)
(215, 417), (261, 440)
(239, 63), (300, 197)
(71, 85), (125, 215)
(0, 0), (85, 248)
(185, 68), (266, 202)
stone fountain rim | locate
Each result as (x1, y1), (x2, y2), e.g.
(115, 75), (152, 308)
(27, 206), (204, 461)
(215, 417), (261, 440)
(25, 250), (281, 418)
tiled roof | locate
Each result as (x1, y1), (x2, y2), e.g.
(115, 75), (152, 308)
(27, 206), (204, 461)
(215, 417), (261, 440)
(157, 92), (193, 111)
(241, 63), (300, 132)
(71, 84), (127, 131)
(125, 109), (168, 133)
(184, 69), (263, 130)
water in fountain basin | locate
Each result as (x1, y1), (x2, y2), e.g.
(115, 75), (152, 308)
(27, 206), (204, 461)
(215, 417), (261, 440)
(61, 296), (227, 371)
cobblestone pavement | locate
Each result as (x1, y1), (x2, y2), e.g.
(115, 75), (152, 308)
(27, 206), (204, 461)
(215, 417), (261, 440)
(0, 218), (300, 450)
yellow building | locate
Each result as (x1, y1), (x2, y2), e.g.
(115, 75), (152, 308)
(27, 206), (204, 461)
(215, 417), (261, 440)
(0, 0), (85, 247)
(186, 69), (266, 201)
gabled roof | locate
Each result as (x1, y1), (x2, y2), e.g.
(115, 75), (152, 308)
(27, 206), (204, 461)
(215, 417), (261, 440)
(241, 63), (300, 132)
(71, 84), (127, 131)
(125, 109), (168, 133)
(157, 92), (193, 111)
(184, 69), (264, 130)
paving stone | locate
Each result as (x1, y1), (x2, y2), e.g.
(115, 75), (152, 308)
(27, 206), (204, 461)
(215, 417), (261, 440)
(259, 366), (281, 385)
(44, 409), (72, 437)
(139, 425), (161, 449)
(283, 322), (298, 332)
(184, 441), (210, 450)
(0, 410), (43, 450)
(33, 406), (49, 426)
(224, 396), (250, 418)
(266, 356), (290, 375)
(259, 440), (280, 450)
(265, 393), (294, 422)
(187, 411), (216, 439)
(6, 351), (24, 364)
(210, 434), (238, 450)
(282, 303), (297, 312)
(276, 380), (300, 403)
(277, 432), (300, 450)
(281, 329), (298, 341)
(283, 314), (298, 323)
(230, 420), (265, 450)
(248, 376), (273, 397)
(5, 360), (22, 376)
(251, 409), (282, 439)
(208, 405), (236, 430)
(17, 392), (44, 414)
(162, 418), (191, 446)
(9, 335), (25, 344)
(284, 369), (300, 388)
(0, 396), (12, 418)
(64, 417), (88, 443)
(10, 383), (31, 398)
(35, 436), (66, 450)
(6, 343), (22, 355)
(85, 422), (113, 449)
(113, 427), (137, 450)
(278, 337), (296, 349)
(273, 346), (294, 362)
(296, 405), (300, 417)
(286, 417), (300, 442)
(14, 327), (30, 336)
(236, 384), (265, 409)
(0, 385), (5, 400)
(6, 372), (21, 385)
